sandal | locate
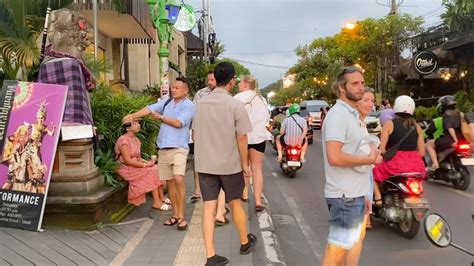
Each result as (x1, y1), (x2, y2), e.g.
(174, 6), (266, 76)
(177, 218), (188, 231)
(163, 198), (172, 205)
(164, 216), (179, 226)
(215, 217), (229, 226)
(373, 199), (383, 207)
(153, 204), (173, 211)
(241, 198), (248, 202)
(190, 194), (201, 201)
(255, 205), (265, 212)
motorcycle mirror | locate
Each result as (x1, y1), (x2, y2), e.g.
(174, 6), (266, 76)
(424, 213), (452, 248)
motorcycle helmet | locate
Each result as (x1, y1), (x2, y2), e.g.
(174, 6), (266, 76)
(288, 103), (300, 115)
(438, 95), (457, 113)
(393, 95), (415, 115)
(379, 109), (396, 126)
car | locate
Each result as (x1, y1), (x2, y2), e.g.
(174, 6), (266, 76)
(364, 111), (381, 135)
(301, 100), (329, 129)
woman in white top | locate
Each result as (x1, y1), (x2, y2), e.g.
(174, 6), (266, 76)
(234, 75), (270, 212)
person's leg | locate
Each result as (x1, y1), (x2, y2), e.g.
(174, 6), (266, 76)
(192, 170), (201, 199)
(300, 139), (308, 162)
(346, 224), (366, 266)
(426, 139), (439, 169)
(166, 179), (179, 218)
(174, 174), (186, 221)
(249, 148), (264, 207)
(151, 189), (162, 208)
(276, 135), (283, 162)
(373, 180), (382, 206)
(203, 199), (218, 257)
(158, 185), (166, 202)
(321, 245), (348, 266)
(229, 199), (249, 244)
(215, 189), (227, 222)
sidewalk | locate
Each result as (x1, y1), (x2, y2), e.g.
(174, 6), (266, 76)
(0, 170), (254, 266)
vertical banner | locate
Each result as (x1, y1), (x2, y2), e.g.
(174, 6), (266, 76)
(0, 81), (67, 231)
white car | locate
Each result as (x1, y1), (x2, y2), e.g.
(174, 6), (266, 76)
(364, 111), (381, 135)
(301, 100), (329, 129)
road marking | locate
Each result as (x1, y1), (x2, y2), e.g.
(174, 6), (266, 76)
(272, 171), (323, 260)
(109, 218), (154, 266)
(257, 181), (286, 265)
(446, 187), (474, 200)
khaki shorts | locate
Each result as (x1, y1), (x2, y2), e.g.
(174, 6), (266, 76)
(158, 148), (189, 180)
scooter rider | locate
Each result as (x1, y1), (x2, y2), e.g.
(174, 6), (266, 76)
(426, 95), (471, 170)
(276, 103), (308, 163)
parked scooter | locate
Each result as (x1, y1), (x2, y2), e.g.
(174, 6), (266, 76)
(280, 146), (302, 178)
(424, 213), (474, 261)
(372, 172), (430, 239)
(424, 141), (473, 190)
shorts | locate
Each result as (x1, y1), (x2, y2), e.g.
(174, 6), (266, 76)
(280, 134), (306, 147)
(326, 196), (365, 250)
(199, 172), (245, 203)
(248, 141), (266, 153)
(158, 148), (189, 180)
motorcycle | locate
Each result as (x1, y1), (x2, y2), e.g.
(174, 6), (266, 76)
(372, 172), (430, 239)
(424, 141), (473, 190)
(424, 213), (474, 260)
(280, 146), (302, 178)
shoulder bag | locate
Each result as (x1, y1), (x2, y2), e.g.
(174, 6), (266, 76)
(382, 126), (415, 161)
(460, 112), (473, 143)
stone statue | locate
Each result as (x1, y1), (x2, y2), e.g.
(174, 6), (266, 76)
(37, 8), (95, 126)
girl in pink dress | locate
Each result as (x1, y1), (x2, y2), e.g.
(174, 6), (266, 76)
(115, 118), (172, 210)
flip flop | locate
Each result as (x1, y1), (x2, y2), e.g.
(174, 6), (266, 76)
(152, 204), (173, 211)
(215, 217), (229, 226)
(255, 205), (265, 212)
(190, 194), (201, 201)
(177, 218), (188, 231)
(163, 198), (172, 205)
(164, 216), (178, 226)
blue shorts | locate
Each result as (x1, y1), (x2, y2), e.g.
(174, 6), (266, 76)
(326, 196), (365, 249)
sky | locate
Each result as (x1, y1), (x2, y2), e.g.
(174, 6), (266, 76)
(186, 0), (445, 87)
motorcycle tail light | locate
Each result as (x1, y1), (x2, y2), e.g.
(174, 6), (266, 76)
(456, 142), (471, 154)
(289, 148), (299, 155)
(407, 180), (422, 195)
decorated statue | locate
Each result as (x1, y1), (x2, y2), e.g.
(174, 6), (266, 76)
(36, 8), (95, 126)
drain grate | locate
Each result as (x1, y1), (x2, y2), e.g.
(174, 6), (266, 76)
(272, 214), (295, 225)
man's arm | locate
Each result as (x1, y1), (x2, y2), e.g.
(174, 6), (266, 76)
(236, 134), (250, 176)
(326, 140), (378, 167)
(125, 106), (152, 121)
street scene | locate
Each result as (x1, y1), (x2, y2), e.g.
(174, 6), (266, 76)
(0, 0), (473, 266)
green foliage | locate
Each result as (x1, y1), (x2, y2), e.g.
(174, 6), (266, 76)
(91, 84), (161, 157)
(283, 14), (424, 103)
(414, 106), (438, 121)
(84, 54), (112, 82)
(94, 149), (121, 187)
(442, 0), (474, 32)
(455, 90), (474, 112)
(185, 57), (251, 96)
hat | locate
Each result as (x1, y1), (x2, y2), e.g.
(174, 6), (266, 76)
(214, 62), (236, 84)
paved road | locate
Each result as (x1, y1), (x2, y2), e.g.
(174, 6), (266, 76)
(262, 131), (473, 266)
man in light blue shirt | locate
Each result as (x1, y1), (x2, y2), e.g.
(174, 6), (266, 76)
(125, 77), (195, 231)
(321, 66), (382, 266)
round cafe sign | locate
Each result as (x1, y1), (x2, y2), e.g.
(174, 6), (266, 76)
(413, 50), (439, 75)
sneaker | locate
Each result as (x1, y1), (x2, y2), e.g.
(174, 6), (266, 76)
(205, 254), (229, 266)
(240, 233), (257, 254)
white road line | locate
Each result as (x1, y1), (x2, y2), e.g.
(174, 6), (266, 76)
(446, 187), (474, 200)
(272, 171), (323, 260)
(109, 218), (154, 266)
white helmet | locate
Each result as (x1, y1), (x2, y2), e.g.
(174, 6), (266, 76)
(393, 95), (415, 115)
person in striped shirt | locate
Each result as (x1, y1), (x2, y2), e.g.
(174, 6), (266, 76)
(276, 103), (308, 163)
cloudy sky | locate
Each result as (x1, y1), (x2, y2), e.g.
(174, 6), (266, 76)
(186, 0), (444, 87)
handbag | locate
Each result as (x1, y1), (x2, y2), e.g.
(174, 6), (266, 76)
(460, 112), (473, 143)
(382, 126), (415, 161)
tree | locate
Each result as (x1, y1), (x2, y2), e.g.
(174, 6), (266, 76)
(185, 57), (251, 96)
(0, 0), (73, 81)
(442, 0), (474, 33)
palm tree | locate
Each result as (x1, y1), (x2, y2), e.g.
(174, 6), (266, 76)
(0, 0), (73, 80)
(442, 0), (474, 32)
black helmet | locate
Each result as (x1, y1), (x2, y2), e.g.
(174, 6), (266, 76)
(438, 95), (457, 113)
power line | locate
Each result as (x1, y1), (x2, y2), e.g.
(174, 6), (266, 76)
(223, 50), (295, 55)
(224, 57), (291, 69)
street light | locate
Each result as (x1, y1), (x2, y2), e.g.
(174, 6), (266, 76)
(344, 22), (357, 30)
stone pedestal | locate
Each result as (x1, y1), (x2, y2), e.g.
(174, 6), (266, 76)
(43, 138), (132, 230)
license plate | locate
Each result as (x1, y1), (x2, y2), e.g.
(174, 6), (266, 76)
(461, 157), (474, 166)
(288, 161), (301, 167)
(403, 197), (430, 209)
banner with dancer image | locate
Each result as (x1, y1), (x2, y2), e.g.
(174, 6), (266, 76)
(0, 81), (67, 231)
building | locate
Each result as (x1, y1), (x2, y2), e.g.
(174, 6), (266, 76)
(71, 0), (187, 91)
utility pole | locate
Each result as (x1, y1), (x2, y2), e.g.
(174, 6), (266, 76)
(202, 0), (208, 62)
(389, 0), (398, 15)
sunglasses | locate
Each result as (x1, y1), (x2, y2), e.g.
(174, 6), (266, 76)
(337, 66), (362, 79)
